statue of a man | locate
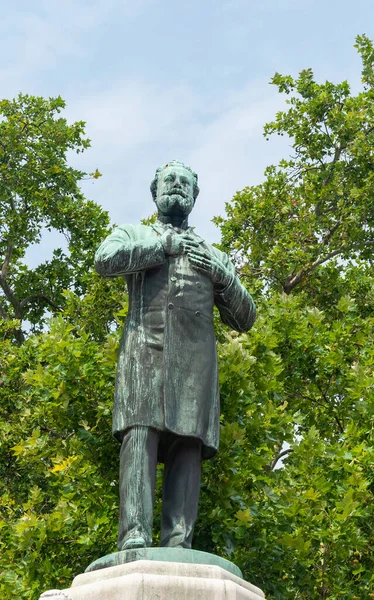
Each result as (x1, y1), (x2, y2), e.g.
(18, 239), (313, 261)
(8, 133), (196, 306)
(95, 160), (256, 552)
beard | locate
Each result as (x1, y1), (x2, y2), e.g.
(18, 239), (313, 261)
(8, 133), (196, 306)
(158, 192), (193, 216)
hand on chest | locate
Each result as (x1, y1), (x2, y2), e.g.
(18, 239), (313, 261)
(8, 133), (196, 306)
(167, 253), (212, 297)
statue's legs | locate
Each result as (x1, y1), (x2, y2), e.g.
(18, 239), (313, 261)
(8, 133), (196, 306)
(117, 426), (158, 550)
(160, 436), (202, 548)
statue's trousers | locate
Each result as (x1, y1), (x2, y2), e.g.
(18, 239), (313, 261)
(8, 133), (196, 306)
(118, 426), (202, 550)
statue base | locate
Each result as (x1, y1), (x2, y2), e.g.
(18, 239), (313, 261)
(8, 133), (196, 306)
(85, 546), (243, 577)
(39, 554), (266, 599)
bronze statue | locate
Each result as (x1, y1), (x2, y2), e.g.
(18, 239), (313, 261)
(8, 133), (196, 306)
(95, 160), (256, 552)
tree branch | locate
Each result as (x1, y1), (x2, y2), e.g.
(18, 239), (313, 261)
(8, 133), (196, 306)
(291, 389), (330, 410)
(0, 298), (10, 320)
(283, 248), (345, 293)
(20, 294), (61, 312)
(40, 426), (71, 439)
(283, 239), (374, 294)
(317, 377), (345, 434)
(1, 238), (13, 279)
(333, 415), (345, 434)
(0, 273), (22, 317)
(322, 221), (341, 245)
(270, 448), (294, 471)
(315, 146), (344, 217)
(8, 193), (16, 211)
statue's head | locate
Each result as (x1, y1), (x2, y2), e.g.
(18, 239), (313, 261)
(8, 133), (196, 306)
(150, 160), (199, 219)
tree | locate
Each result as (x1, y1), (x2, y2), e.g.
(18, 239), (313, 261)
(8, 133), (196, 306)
(214, 35), (374, 299)
(196, 293), (374, 599)
(0, 94), (109, 343)
(0, 94), (120, 597)
(211, 34), (374, 599)
(0, 274), (126, 598)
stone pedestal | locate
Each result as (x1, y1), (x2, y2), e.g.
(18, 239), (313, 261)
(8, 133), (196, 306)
(39, 559), (265, 599)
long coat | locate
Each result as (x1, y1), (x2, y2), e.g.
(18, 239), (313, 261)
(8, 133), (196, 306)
(95, 221), (256, 460)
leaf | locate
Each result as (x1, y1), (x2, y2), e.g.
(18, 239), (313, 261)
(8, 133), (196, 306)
(303, 488), (320, 501)
(50, 456), (78, 473)
(11, 440), (26, 456)
(235, 509), (252, 523)
(90, 168), (102, 180)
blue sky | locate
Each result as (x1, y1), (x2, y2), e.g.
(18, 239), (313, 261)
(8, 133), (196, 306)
(1, 0), (373, 262)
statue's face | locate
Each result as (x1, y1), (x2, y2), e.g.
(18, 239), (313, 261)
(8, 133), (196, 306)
(155, 164), (195, 217)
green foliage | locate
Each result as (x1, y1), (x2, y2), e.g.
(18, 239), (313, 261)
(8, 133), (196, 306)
(208, 34), (374, 599)
(2, 282), (373, 598)
(0, 278), (125, 598)
(0, 94), (109, 342)
(141, 211), (158, 226)
(195, 294), (374, 599)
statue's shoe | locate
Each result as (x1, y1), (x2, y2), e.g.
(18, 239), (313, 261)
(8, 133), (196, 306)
(121, 536), (147, 550)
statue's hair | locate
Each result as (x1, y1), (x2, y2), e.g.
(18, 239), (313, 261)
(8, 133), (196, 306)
(150, 160), (200, 201)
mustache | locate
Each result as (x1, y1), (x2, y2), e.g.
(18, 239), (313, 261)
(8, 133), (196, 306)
(162, 188), (188, 199)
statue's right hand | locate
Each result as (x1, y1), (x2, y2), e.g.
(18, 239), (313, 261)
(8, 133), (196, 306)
(160, 231), (199, 256)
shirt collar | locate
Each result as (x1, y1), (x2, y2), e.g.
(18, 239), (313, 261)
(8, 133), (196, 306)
(153, 218), (192, 234)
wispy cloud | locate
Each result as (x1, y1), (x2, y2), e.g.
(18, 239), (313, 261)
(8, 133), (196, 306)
(65, 77), (287, 242)
(4, 0), (371, 267)
(0, 0), (148, 93)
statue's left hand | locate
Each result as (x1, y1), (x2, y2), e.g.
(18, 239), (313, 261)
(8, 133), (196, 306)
(160, 231), (199, 257)
(187, 248), (232, 288)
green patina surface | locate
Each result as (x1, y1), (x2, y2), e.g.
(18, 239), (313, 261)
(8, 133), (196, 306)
(85, 547), (243, 579)
(94, 160), (256, 553)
